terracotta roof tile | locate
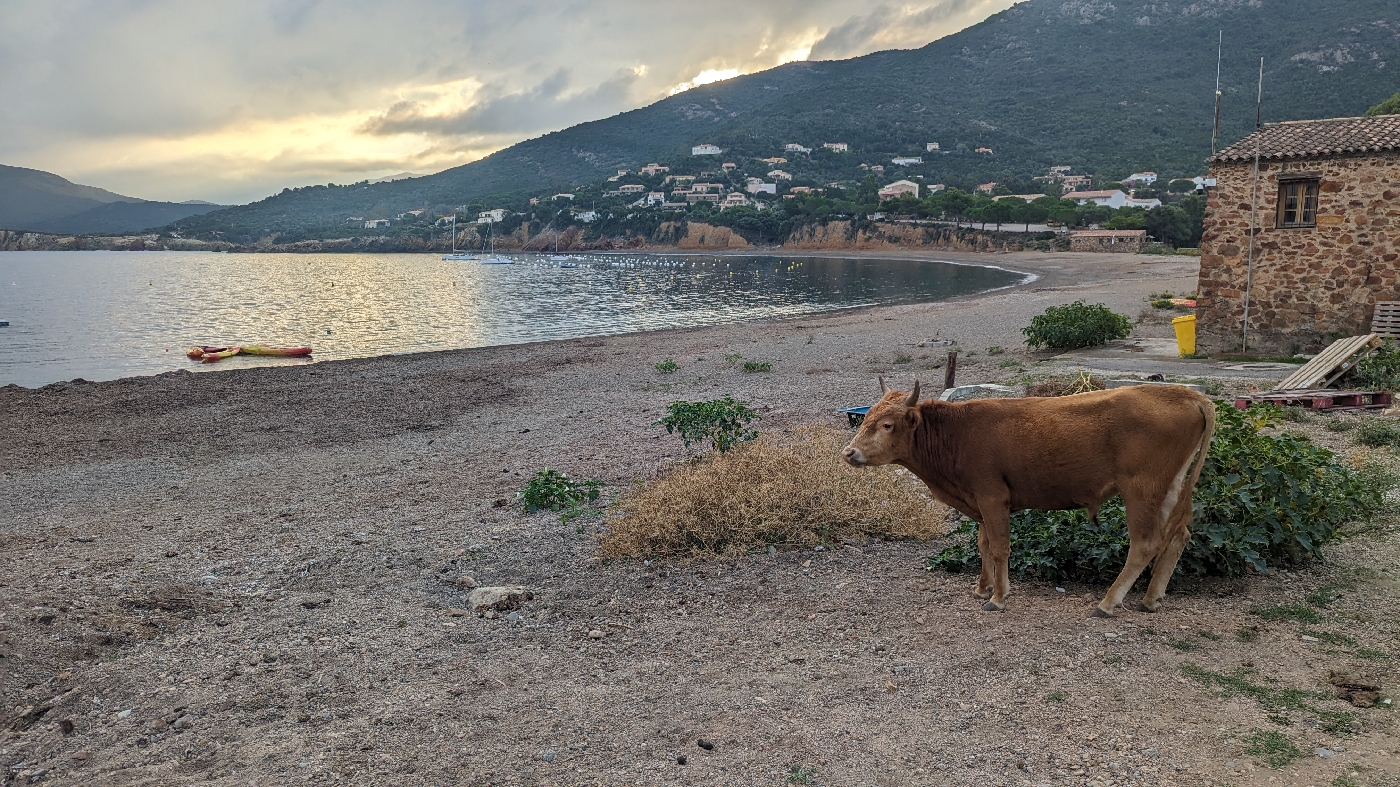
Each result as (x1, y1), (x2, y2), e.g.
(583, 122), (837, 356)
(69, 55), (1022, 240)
(1210, 115), (1400, 164)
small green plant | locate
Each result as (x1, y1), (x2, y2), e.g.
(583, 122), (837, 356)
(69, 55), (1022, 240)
(1354, 647), (1391, 661)
(1305, 584), (1350, 608)
(742, 361), (772, 373)
(1279, 406), (1312, 423)
(1355, 339), (1400, 391)
(1168, 637), (1198, 652)
(1352, 419), (1400, 448)
(1199, 630), (1221, 641)
(892, 351), (913, 365)
(1251, 604), (1322, 624)
(987, 346), (1005, 355)
(1243, 729), (1305, 768)
(1104, 655), (1127, 665)
(517, 470), (604, 519)
(1045, 690), (1068, 703)
(1151, 298), (1175, 309)
(723, 353), (744, 365)
(1333, 774), (1364, 787)
(1022, 300), (1133, 350)
(1325, 417), (1356, 432)
(786, 765), (817, 784)
(1237, 627), (1260, 642)
(654, 358), (679, 374)
(655, 397), (759, 452)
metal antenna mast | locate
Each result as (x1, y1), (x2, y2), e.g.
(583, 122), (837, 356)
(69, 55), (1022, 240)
(1211, 31), (1223, 154)
(1242, 57), (1264, 352)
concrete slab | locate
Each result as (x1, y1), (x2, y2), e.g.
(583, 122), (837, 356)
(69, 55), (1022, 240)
(1045, 339), (1300, 381)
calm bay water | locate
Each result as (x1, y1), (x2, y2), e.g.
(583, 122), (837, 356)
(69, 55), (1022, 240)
(0, 250), (1024, 388)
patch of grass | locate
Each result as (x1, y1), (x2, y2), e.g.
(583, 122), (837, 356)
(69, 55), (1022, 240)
(1045, 690), (1069, 703)
(1151, 298), (1175, 309)
(1242, 729), (1306, 768)
(601, 425), (950, 559)
(1237, 627), (1260, 642)
(892, 351), (913, 365)
(1354, 647), (1391, 661)
(1251, 604), (1322, 624)
(998, 359), (1023, 368)
(654, 358), (679, 374)
(741, 361), (772, 373)
(1316, 709), (1359, 736)
(723, 353), (743, 365)
(1180, 663), (1318, 712)
(1279, 406), (1312, 423)
(1299, 630), (1357, 647)
(1103, 655), (1127, 665)
(787, 765), (817, 785)
(987, 346), (1005, 355)
(1199, 630), (1221, 641)
(1305, 584), (1347, 608)
(1333, 775), (1363, 787)
(1168, 637), (1199, 652)
(1325, 417), (1356, 433)
(1352, 419), (1400, 448)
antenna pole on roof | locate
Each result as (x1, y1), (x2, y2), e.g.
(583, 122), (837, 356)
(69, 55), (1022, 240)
(1211, 31), (1223, 155)
(1242, 57), (1264, 352)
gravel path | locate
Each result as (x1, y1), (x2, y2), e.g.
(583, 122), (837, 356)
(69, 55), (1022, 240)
(2, 250), (1396, 786)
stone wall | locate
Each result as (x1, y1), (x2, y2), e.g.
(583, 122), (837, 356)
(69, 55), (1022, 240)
(783, 221), (1027, 252)
(1196, 152), (1400, 353)
(1069, 232), (1145, 253)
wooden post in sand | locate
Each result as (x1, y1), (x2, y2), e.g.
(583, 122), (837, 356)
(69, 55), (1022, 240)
(944, 351), (957, 390)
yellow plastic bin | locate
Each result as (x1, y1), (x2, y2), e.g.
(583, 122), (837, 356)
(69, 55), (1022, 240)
(1172, 314), (1197, 357)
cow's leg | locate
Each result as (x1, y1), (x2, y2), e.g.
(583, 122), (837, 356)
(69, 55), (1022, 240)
(1094, 496), (1161, 618)
(980, 507), (1013, 612)
(974, 522), (993, 600)
(1138, 499), (1195, 612)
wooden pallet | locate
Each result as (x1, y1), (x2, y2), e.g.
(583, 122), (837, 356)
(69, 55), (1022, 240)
(1235, 390), (1394, 412)
(1372, 301), (1400, 338)
(1272, 334), (1382, 391)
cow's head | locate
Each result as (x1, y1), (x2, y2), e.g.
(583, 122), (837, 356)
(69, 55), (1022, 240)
(842, 376), (921, 467)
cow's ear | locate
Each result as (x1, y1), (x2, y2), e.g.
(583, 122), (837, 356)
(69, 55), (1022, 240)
(903, 405), (921, 427)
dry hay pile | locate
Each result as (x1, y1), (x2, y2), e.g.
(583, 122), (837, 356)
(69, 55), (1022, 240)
(600, 425), (950, 558)
(1026, 371), (1106, 398)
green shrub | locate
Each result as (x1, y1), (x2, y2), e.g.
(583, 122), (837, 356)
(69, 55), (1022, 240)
(516, 470), (604, 517)
(1151, 298), (1175, 309)
(928, 403), (1395, 580)
(1352, 419), (1400, 448)
(742, 361), (772, 373)
(654, 358), (678, 374)
(656, 397), (759, 452)
(1355, 340), (1400, 391)
(1022, 301), (1133, 350)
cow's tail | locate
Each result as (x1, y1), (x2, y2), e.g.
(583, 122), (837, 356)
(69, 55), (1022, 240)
(1184, 398), (1216, 495)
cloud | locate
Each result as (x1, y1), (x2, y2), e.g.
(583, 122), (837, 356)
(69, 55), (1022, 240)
(361, 67), (644, 138)
(0, 1), (1016, 204)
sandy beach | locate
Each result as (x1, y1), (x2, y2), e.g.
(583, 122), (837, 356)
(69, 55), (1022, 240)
(2, 249), (1396, 786)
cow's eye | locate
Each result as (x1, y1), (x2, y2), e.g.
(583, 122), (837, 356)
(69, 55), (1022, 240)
(881, 422), (893, 430)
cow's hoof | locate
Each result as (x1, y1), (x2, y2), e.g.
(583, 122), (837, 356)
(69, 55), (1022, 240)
(1090, 607), (1112, 619)
(981, 601), (1005, 612)
(973, 589), (992, 600)
(1135, 601), (1159, 613)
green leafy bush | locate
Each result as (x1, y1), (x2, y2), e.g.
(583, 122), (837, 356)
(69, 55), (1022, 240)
(656, 397), (759, 452)
(928, 403), (1394, 580)
(1022, 301), (1132, 350)
(1354, 339), (1400, 391)
(516, 470), (603, 516)
(654, 358), (678, 374)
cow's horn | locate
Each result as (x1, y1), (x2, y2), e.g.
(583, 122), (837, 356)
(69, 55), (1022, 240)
(878, 375), (887, 394)
(905, 380), (921, 407)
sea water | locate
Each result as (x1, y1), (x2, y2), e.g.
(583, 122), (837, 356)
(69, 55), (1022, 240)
(0, 250), (1025, 387)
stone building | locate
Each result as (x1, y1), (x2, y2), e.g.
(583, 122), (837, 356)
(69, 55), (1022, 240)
(1069, 229), (1146, 252)
(1196, 115), (1400, 353)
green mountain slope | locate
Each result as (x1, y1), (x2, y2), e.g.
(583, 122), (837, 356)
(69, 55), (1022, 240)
(178, 0), (1400, 240)
(0, 164), (227, 234)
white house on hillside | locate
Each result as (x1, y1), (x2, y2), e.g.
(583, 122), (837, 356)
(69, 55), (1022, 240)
(823, 142), (848, 152)
(1126, 196), (1162, 209)
(692, 144), (723, 155)
(364, 219), (390, 229)
(784, 143), (811, 154)
(767, 170), (792, 181)
(477, 208), (508, 224)
(877, 180), (920, 200)
(926, 142), (941, 151)
(746, 178), (777, 195)
(892, 157), (923, 166)
(639, 163), (669, 176)
(1123, 171), (1158, 185)
(1064, 190), (1129, 209)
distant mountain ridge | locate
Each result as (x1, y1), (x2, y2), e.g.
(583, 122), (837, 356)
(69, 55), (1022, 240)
(0, 164), (226, 235)
(172, 0), (1400, 239)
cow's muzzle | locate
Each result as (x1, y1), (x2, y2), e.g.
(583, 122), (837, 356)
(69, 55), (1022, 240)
(842, 446), (866, 467)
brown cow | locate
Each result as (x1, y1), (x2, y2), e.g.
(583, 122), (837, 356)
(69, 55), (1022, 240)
(842, 379), (1215, 617)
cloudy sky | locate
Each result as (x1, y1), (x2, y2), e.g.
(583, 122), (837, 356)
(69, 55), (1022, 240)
(0, 1), (1017, 205)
